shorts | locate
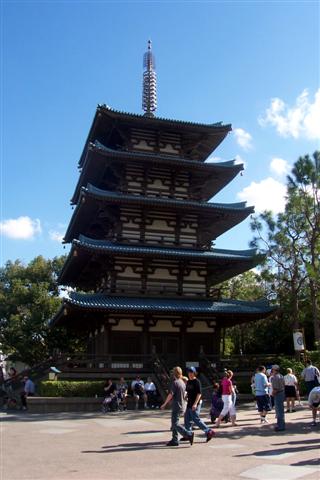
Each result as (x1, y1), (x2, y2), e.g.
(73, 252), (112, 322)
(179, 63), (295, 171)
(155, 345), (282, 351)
(256, 394), (271, 412)
(285, 386), (296, 398)
(312, 401), (320, 408)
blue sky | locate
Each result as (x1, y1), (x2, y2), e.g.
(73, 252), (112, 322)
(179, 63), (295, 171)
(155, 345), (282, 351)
(1, 0), (319, 265)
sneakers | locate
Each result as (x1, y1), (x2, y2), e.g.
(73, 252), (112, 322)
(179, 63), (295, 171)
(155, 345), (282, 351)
(206, 429), (215, 442)
(311, 421), (316, 426)
(274, 427), (285, 432)
(166, 440), (179, 446)
(179, 433), (194, 445)
(261, 418), (269, 424)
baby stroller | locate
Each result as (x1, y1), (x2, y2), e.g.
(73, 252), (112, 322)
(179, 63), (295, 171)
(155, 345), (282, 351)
(102, 394), (118, 413)
(210, 384), (230, 424)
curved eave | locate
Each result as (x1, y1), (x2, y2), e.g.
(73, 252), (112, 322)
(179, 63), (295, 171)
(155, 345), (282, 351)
(64, 185), (254, 243)
(78, 105), (232, 167)
(71, 142), (243, 204)
(50, 294), (277, 328)
(84, 184), (251, 212)
(58, 235), (261, 285)
(74, 235), (258, 259)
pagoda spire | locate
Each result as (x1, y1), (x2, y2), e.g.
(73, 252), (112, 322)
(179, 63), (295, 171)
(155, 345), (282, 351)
(142, 40), (157, 117)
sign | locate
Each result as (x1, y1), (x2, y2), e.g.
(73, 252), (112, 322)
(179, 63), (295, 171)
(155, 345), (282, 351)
(293, 331), (305, 351)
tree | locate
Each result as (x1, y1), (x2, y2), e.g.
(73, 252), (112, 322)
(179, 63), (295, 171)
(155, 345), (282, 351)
(287, 151), (320, 345)
(250, 151), (320, 349)
(0, 255), (83, 365)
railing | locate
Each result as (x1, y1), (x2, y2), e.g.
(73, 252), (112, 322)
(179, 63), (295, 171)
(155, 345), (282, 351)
(203, 353), (283, 372)
(60, 354), (154, 371)
(151, 354), (171, 396)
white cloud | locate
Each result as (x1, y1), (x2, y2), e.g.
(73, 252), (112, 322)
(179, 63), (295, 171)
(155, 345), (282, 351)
(259, 88), (320, 139)
(205, 155), (222, 163)
(0, 216), (41, 240)
(233, 128), (253, 150)
(234, 154), (246, 169)
(270, 157), (290, 176)
(237, 177), (287, 213)
(49, 230), (64, 243)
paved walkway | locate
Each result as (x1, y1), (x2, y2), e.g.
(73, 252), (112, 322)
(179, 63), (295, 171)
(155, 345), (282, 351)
(1, 403), (320, 480)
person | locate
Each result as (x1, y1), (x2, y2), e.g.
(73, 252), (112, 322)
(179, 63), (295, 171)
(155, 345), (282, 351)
(215, 370), (237, 427)
(210, 382), (224, 424)
(160, 366), (194, 447)
(301, 360), (320, 395)
(271, 365), (285, 432)
(102, 378), (117, 412)
(131, 375), (146, 409)
(266, 368), (274, 409)
(284, 368), (298, 413)
(20, 376), (35, 410)
(144, 376), (157, 408)
(116, 377), (128, 410)
(307, 385), (320, 426)
(254, 366), (271, 424)
(182, 366), (215, 441)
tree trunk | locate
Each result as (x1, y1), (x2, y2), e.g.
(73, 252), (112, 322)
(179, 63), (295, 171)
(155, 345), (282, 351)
(309, 279), (320, 347)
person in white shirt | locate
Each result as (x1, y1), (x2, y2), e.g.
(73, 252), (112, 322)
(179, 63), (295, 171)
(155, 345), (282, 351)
(144, 376), (158, 408)
(284, 368), (298, 413)
(131, 376), (145, 409)
(308, 386), (320, 426)
(301, 360), (320, 394)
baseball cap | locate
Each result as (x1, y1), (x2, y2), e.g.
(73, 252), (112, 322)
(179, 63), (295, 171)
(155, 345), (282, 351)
(272, 364), (280, 371)
(187, 366), (197, 373)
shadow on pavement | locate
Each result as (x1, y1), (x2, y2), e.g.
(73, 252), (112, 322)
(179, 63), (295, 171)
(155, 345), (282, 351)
(82, 440), (191, 454)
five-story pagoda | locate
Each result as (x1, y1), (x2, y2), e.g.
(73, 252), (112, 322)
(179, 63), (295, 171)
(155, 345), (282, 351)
(51, 42), (276, 367)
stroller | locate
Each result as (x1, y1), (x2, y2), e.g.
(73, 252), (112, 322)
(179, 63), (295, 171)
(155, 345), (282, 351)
(210, 383), (230, 424)
(102, 393), (118, 413)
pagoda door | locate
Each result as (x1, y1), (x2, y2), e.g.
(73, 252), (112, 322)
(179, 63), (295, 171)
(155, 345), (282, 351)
(151, 335), (180, 368)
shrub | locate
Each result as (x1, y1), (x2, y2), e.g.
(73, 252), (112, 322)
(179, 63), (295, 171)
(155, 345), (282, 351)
(38, 380), (105, 397)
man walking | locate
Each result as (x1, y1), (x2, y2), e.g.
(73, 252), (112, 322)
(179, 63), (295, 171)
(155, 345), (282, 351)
(301, 360), (320, 395)
(161, 366), (194, 447)
(183, 366), (215, 442)
(254, 366), (271, 424)
(271, 365), (285, 432)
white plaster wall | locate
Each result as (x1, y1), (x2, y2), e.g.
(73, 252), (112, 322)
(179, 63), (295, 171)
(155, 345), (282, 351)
(186, 321), (214, 333)
(149, 320), (180, 332)
(111, 319), (143, 331)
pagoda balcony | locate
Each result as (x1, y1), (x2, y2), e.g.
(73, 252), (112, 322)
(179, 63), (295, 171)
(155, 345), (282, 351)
(64, 184), (254, 246)
(71, 141), (243, 204)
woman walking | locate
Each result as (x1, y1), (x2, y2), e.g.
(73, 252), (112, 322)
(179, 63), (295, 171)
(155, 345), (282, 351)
(215, 370), (237, 427)
(284, 368), (298, 413)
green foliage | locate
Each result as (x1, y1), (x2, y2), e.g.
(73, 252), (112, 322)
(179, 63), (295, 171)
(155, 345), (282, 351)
(38, 380), (105, 397)
(0, 255), (85, 365)
(307, 350), (320, 366)
(249, 150), (320, 348)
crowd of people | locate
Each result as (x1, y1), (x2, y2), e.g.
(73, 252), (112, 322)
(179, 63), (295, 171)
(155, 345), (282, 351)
(160, 359), (320, 447)
(102, 375), (160, 412)
(1, 359), (320, 433)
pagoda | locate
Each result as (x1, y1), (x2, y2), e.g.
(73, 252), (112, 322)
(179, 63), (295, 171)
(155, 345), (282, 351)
(51, 41), (276, 367)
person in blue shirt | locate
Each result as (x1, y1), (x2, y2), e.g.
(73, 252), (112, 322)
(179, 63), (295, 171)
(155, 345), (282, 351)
(254, 366), (271, 424)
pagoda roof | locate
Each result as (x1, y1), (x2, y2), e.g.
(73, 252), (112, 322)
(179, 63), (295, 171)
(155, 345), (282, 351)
(58, 235), (261, 287)
(64, 184), (254, 243)
(79, 105), (232, 167)
(71, 141), (243, 204)
(50, 293), (277, 328)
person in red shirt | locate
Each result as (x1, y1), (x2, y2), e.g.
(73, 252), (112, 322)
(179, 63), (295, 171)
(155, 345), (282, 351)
(215, 370), (237, 427)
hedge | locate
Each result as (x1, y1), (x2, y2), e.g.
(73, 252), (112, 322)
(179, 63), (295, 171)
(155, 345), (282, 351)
(38, 381), (105, 397)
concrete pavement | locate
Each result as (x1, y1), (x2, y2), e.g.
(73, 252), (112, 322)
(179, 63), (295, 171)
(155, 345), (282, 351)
(1, 403), (320, 480)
